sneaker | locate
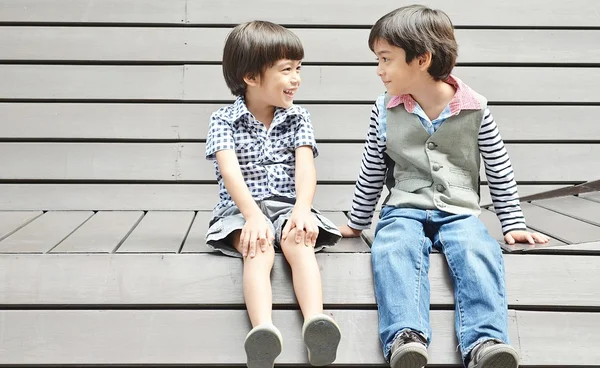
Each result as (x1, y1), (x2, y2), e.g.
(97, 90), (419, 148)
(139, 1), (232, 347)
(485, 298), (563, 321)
(467, 340), (519, 368)
(302, 313), (342, 366)
(389, 330), (428, 368)
(244, 323), (283, 368)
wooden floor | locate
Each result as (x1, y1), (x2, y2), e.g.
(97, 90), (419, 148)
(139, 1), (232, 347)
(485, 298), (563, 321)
(1, 0), (599, 366)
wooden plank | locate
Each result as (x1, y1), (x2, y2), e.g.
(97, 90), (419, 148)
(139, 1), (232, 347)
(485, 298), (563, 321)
(0, 0), (186, 24)
(0, 253), (597, 308)
(117, 211), (194, 253)
(185, 65), (600, 103)
(1, 143), (596, 183)
(581, 191), (600, 204)
(0, 211), (93, 253)
(478, 209), (566, 249)
(1, 103), (598, 142)
(2, 65), (600, 103)
(533, 196), (600, 227)
(0, 184), (564, 213)
(0, 211), (42, 241)
(187, 0), (600, 27)
(320, 212), (370, 253)
(517, 311), (600, 366)
(51, 211), (143, 253)
(0, 65), (184, 100)
(179, 211), (215, 253)
(0, 309), (517, 365)
(1, 0), (598, 27)
(2, 27), (599, 64)
(520, 202), (600, 244)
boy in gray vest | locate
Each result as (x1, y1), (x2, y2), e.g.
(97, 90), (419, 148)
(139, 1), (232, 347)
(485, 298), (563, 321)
(339, 5), (549, 368)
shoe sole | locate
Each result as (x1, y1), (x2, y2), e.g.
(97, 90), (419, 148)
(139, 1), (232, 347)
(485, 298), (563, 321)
(390, 343), (428, 368)
(303, 317), (341, 366)
(245, 328), (282, 368)
(479, 345), (519, 368)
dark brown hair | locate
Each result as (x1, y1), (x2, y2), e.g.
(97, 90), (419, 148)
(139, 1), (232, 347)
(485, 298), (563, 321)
(368, 5), (457, 81)
(222, 21), (304, 96)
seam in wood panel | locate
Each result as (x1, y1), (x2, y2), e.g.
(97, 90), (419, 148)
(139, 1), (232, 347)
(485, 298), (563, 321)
(177, 210), (197, 254)
(0, 211), (44, 243)
(44, 212), (96, 253)
(110, 211), (146, 253)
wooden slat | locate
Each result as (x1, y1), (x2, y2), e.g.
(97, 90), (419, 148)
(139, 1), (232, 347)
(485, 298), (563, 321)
(0, 184), (564, 212)
(0, 253), (598, 307)
(117, 211), (194, 253)
(51, 211), (143, 253)
(186, 0), (600, 27)
(533, 196), (600, 227)
(0, 211), (93, 253)
(581, 191), (600, 204)
(185, 65), (600, 103)
(0, 0), (186, 24)
(0, 211), (42, 241)
(1, 143), (596, 182)
(2, 65), (600, 103)
(1, 103), (598, 142)
(478, 208), (566, 249)
(320, 212), (370, 253)
(520, 202), (600, 244)
(179, 211), (214, 253)
(0, 309), (517, 365)
(2, 27), (599, 64)
(1, 0), (598, 27)
(517, 311), (600, 366)
(0, 65), (184, 100)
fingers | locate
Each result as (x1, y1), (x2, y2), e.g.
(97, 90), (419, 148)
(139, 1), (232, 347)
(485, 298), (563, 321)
(248, 232), (257, 258)
(240, 228), (250, 257)
(281, 221), (290, 241)
(533, 232), (550, 244)
(295, 221), (305, 244)
(258, 229), (267, 252)
(267, 228), (275, 247)
(504, 233), (515, 245)
(525, 233), (535, 245)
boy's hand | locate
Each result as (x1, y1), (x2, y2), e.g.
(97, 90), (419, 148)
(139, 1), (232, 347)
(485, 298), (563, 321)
(339, 225), (362, 238)
(241, 214), (274, 258)
(504, 230), (549, 245)
(282, 206), (318, 247)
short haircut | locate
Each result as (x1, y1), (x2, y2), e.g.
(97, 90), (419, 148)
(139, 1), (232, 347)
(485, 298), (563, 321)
(222, 21), (304, 96)
(368, 5), (457, 81)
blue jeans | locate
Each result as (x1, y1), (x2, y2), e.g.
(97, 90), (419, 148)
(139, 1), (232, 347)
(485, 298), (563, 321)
(372, 207), (509, 365)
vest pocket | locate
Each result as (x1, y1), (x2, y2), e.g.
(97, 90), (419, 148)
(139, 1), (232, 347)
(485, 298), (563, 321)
(395, 177), (433, 193)
(448, 167), (475, 189)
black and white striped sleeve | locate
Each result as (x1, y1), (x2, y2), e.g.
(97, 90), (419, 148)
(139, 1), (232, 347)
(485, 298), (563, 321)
(479, 108), (528, 234)
(347, 98), (388, 230)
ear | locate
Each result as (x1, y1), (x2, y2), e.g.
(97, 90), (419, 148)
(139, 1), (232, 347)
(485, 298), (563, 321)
(243, 73), (259, 87)
(417, 52), (432, 71)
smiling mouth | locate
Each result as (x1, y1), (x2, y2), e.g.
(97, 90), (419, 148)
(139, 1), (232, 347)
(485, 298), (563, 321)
(284, 89), (296, 97)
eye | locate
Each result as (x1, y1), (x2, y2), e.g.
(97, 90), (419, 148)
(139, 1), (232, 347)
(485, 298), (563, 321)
(296, 65), (302, 71)
(283, 67), (292, 72)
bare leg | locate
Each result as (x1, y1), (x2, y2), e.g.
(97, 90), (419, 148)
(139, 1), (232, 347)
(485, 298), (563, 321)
(231, 230), (275, 327)
(280, 228), (323, 319)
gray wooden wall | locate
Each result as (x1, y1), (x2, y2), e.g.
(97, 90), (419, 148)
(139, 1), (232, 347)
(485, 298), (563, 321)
(0, 0), (599, 366)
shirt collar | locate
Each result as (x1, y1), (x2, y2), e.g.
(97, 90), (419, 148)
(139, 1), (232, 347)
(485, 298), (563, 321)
(230, 96), (303, 124)
(386, 75), (481, 115)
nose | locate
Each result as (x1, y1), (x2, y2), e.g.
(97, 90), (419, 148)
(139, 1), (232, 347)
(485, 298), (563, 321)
(291, 70), (301, 85)
(376, 63), (384, 77)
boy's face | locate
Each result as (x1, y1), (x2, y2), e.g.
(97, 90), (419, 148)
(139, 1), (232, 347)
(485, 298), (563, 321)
(250, 59), (302, 109)
(373, 39), (421, 96)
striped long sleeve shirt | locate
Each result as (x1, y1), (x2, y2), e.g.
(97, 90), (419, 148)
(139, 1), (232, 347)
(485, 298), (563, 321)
(347, 81), (527, 235)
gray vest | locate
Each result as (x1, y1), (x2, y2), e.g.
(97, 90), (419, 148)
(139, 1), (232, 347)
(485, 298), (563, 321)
(383, 93), (487, 215)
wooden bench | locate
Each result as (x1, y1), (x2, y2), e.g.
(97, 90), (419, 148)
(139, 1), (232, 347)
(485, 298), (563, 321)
(1, 0), (599, 366)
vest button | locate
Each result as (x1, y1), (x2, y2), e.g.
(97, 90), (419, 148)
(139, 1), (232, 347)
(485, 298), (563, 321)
(436, 184), (445, 192)
(432, 164), (440, 171)
(427, 142), (436, 150)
